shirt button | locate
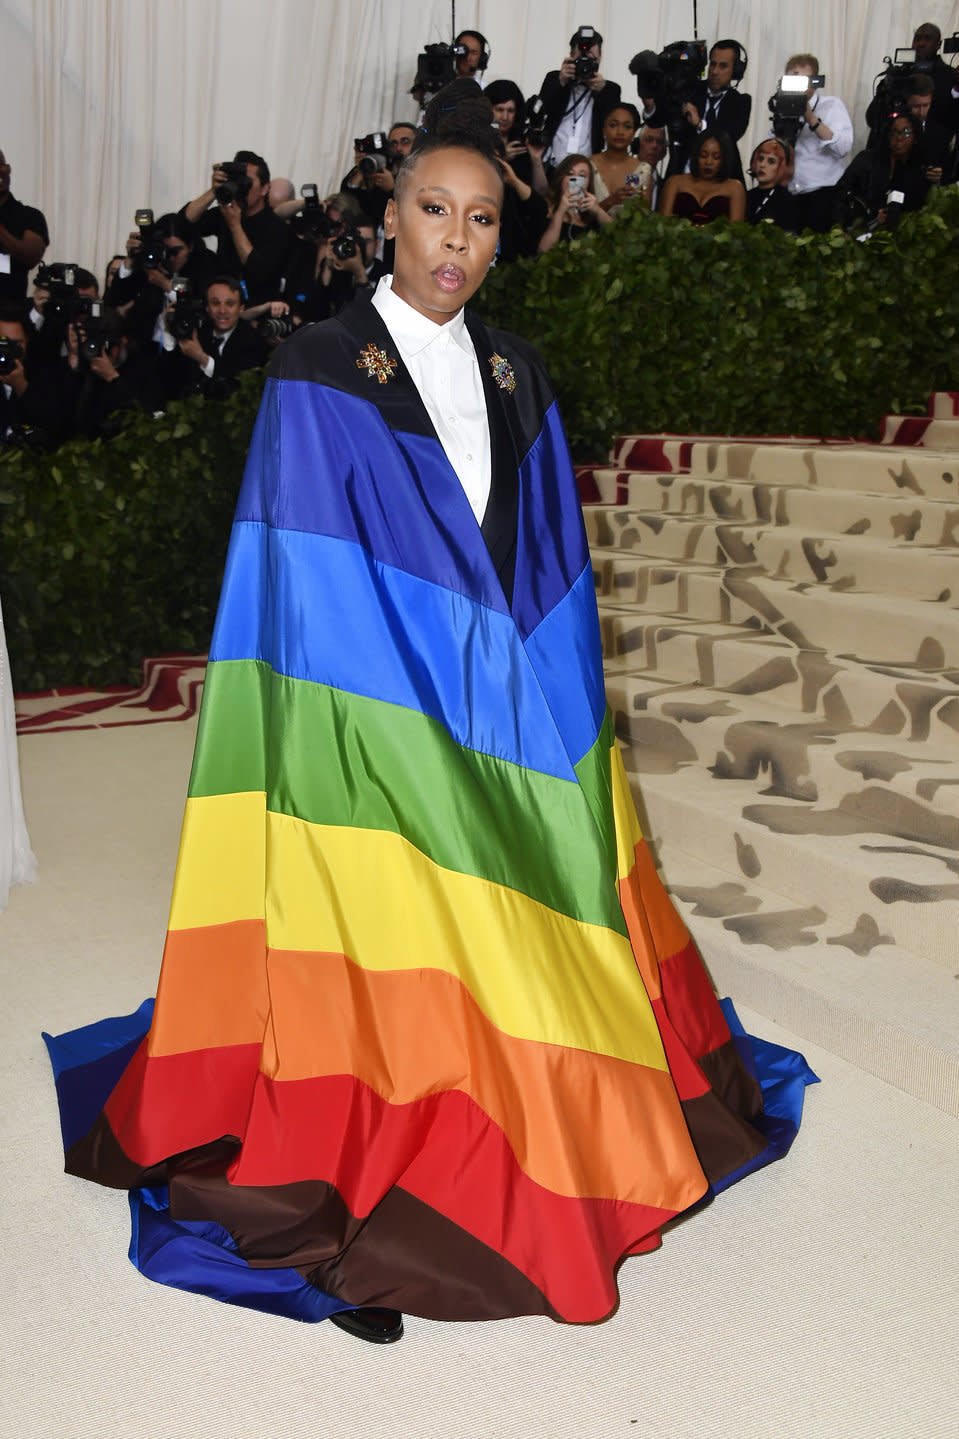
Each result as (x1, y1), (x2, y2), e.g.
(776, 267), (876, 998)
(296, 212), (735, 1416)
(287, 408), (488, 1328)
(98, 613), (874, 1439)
(465, 453), (473, 462)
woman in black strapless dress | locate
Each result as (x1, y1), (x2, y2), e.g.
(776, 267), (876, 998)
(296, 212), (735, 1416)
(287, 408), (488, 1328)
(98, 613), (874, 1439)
(661, 128), (746, 225)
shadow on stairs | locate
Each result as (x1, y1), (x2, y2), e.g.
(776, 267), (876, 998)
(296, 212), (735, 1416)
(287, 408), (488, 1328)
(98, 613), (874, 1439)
(579, 394), (959, 1117)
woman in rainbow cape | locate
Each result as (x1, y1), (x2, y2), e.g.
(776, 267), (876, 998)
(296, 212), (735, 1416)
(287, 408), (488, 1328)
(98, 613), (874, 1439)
(45, 90), (816, 1345)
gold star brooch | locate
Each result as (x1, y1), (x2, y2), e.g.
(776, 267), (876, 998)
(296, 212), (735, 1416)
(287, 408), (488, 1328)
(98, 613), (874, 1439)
(489, 353), (516, 394)
(356, 342), (397, 384)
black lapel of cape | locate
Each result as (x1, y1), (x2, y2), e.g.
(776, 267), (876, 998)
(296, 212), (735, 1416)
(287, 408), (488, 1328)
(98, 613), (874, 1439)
(466, 309), (519, 609)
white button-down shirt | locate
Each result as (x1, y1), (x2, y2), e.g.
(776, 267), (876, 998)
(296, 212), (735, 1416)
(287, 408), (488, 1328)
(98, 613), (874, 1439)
(372, 273), (491, 524)
(785, 93), (855, 194)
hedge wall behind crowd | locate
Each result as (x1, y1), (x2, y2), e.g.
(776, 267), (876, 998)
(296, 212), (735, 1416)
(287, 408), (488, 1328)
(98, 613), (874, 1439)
(3, 191), (959, 691)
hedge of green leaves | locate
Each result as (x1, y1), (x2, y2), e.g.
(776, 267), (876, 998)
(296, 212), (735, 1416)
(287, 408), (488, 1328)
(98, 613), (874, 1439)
(1, 368), (264, 690)
(3, 191), (958, 690)
(477, 185), (959, 458)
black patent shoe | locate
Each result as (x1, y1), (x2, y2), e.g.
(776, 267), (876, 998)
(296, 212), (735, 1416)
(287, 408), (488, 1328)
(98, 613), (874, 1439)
(328, 1306), (404, 1344)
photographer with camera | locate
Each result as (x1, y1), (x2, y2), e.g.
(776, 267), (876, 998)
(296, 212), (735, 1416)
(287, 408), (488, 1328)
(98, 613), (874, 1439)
(341, 123), (419, 225)
(64, 303), (163, 440)
(182, 150), (289, 306)
(644, 41), (751, 183)
(106, 213), (218, 350)
(454, 30), (490, 86)
(160, 274), (268, 400)
(28, 262), (100, 376)
(0, 151), (49, 301)
(0, 301), (65, 448)
(774, 55), (853, 232)
(539, 27), (623, 168)
(282, 196), (383, 326)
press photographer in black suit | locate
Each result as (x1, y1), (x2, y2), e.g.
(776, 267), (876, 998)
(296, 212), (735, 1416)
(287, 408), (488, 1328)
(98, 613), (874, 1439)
(0, 301), (65, 448)
(539, 26), (623, 167)
(65, 305), (164, 440)
(650, 40), (751, 182)
(162, 274), (267, 399)
(0, 151), (49, 301)
(107, 214), (218, 351)
(182, 151), (289, 305)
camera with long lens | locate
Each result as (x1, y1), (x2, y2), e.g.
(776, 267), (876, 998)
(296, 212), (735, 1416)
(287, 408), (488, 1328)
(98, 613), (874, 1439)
(768, 72), (825, 147)
(291, 183), (336, 243)
(353, 134), (389, 176)
(629, 40), (708, 137)
(331, 229), (361, 262)
(214, 161), (254, 206)
(34, 262), (93, 326)
(413, 42), (459, 96)
(0, 335), (24, 377)
(257, 313), (296, 342)
(164, 278), (206, 341)
(866, 49), (918, 141)
(524, 94), (548, 147)
(573, 26), (600, 81)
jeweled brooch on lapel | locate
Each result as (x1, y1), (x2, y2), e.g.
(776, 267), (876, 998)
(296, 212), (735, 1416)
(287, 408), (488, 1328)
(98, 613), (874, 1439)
(489, 353), (516, 394)
(356, 342), (397, 384)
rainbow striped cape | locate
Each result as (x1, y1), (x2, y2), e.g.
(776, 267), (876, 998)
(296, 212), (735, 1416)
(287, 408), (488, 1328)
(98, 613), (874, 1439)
(46, 297), (816, 1324)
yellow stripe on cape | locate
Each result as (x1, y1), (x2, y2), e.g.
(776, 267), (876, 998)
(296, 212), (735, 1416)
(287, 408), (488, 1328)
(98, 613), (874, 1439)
(167, 792), (669, 1069)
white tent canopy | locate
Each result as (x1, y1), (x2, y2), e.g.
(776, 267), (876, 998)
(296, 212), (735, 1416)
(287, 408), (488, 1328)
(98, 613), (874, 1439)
(4, 0), (958, 280)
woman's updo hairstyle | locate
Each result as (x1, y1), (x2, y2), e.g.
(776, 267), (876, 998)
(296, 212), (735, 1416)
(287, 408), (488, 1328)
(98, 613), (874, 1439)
(394, 80), (504, 200)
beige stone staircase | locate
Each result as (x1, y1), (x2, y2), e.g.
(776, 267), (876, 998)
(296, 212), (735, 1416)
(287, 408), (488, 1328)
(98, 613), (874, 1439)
(581, 396), (959, 1116)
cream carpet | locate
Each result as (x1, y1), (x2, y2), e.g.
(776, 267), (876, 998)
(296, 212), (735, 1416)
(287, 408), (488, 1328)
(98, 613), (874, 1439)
(2, 720), (958, 1439)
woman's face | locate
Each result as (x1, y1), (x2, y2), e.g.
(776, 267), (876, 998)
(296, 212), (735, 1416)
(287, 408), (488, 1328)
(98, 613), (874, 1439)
(888, 117), (915, 158)
(603, 108), (636, 152)
(752, 142), (784, 188)
(384, 147), (501, 325)
(697, 137), (723, 180)
(492, 100), (517, 133)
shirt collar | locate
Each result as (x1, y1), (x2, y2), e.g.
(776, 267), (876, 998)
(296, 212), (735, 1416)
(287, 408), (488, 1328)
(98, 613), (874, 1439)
(373, 272), (473, 358)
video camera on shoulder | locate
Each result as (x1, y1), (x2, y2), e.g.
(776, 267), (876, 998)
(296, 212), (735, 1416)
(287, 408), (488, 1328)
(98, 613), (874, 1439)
(769, 73), (824, 146)
(215, 162), (254, 207)
(0, 335), (24, 377)
(354, 133), (389, 175)
(413, 42), (458, 97)
(867, 49), (919, 139)
(629, 40), (708, 135)
(131, 207), (167, 272)
(164, 278), (206, 341)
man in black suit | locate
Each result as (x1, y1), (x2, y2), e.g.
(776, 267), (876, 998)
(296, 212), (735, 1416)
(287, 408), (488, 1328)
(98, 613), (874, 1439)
(906, 73), (955, 182)
(649, 39), (751, 181)
(538, 26), (622, 168)
(0, 302), (66, 448)
(182, 151), (289, 306)
(167, 274), (267, 399)
(0, 151), (49, 301)
(910, 22), (959, 136)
